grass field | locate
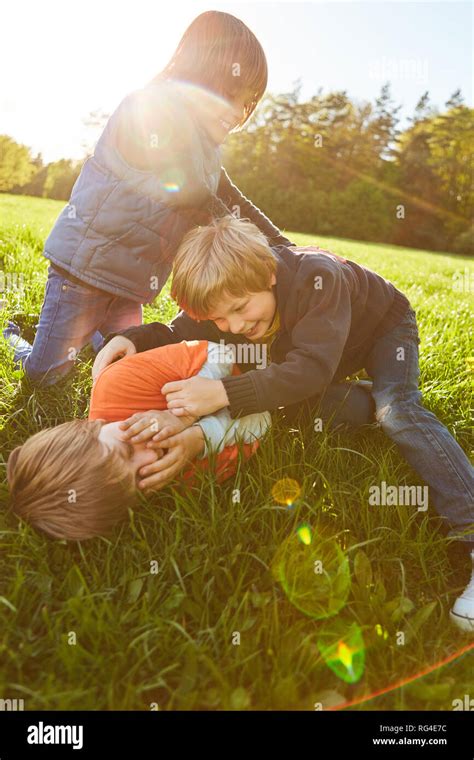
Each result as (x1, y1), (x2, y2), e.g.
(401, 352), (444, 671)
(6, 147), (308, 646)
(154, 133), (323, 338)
(0, 193), (472, 711)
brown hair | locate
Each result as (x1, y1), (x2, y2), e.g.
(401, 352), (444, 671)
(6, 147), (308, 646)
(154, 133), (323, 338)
(171, 215), (277, 318)
(150, 11), (267, 129)
(6, 419), (137, 541)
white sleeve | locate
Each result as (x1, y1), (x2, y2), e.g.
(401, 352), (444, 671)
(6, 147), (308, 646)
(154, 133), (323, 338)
(194, 341), (272, 458)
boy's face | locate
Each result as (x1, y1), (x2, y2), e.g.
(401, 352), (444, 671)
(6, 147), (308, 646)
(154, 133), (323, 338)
(205, 273), (277, 340)
(98, 421), (160, 481)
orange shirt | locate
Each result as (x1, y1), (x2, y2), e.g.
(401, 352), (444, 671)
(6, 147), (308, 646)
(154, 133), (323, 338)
(88, 339), (260, 483)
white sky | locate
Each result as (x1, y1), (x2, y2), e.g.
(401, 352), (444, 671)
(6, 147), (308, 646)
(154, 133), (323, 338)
(1, 0), (472, 163)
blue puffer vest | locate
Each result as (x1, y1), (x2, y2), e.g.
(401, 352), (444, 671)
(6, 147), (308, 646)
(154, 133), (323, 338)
(43, 80), (222, 303)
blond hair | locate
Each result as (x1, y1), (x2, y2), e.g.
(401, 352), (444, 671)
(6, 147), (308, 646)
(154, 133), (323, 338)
(150, 11), (267, 130)
(6, 419), (137, 541)
(171, 215), (277, 318)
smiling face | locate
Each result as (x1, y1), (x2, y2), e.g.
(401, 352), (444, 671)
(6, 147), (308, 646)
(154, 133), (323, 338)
(97, 421), (160, 482)
(188, 87), (255, 145)
(205, 273), (277, 340)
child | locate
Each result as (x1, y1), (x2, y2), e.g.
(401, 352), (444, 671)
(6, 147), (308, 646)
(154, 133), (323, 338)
(95, 215), (474, 631)
(6, 338), (271, 540)
(2, 10), (295, 385)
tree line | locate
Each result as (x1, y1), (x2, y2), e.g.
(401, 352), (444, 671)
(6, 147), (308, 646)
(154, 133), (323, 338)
(1, 83), (472, 254)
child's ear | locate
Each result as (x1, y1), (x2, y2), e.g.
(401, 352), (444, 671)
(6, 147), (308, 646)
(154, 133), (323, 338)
(6, 445), (23, 484)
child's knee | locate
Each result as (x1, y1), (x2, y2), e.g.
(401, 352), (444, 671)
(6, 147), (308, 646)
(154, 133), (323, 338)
(23, 358), (73, 387)
(375, 402), (392, 425)
(374, 394), (422, 433)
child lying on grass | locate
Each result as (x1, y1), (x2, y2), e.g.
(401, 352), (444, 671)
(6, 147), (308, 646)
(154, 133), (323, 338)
(94, 215), (474, 631)
(6, 339), (270, 541)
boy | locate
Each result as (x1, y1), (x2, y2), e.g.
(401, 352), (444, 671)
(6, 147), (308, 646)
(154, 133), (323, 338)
(95, 215), (474, 631)
(6, 338), (270, 540)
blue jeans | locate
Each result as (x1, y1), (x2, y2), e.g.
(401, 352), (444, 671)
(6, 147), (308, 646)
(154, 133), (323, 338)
(290, 308), (474, 546)
(2, 264), (142, 385)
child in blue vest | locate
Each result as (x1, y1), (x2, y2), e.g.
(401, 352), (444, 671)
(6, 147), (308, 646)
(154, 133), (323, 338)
(2, 11), (295, 385)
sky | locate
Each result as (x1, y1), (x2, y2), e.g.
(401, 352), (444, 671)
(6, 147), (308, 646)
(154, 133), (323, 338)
(1, 0), (472, 163)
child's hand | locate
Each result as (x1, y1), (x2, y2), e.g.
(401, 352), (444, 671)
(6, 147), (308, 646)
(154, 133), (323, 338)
(137, 426), (205, 491)
(118, 409), (198, 444)
(161, 377), (229, 417)
(92, 336), (136, 382)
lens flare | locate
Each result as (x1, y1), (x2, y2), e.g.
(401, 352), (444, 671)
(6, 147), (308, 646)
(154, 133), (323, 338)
(162, 182), (180, 193)
(297, 523), (312, 545)
(159, 167), (186, 195)
(271, 478), (301, 507)
(317, 621), (365, 683)
(271, 532), (351, 619)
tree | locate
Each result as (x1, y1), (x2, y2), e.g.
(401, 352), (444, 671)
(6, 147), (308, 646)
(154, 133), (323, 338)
(0, 135), (36, 191)
(42, 159), (82, 200)
(426, 105), (474, 236)
(12, 153), (48, 196)
(409, 91), (438, 125)
(445, 89), (464, 110)
(368, 82), (402, 161)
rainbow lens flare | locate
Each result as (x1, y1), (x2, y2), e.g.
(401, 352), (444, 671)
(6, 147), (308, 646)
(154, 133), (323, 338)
(271, 531), (351, 619)
(297, 523), (312, 545)
(160, 167), (186, 195)
(271, 478), (301, 507)
(317, 621), (365, 683)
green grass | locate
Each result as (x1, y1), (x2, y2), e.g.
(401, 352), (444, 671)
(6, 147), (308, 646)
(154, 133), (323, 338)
(0, 193), (473, 711)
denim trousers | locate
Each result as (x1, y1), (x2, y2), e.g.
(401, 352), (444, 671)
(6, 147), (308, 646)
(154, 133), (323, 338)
(2, 264), (142, 385)
(286, 307), (474, 546)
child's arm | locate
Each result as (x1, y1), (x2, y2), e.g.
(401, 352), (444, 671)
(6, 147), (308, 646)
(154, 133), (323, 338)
(102, 310), (220, 354)
(135, 344), (272, 492)
(190, 341), (271, 458)
(193, 409), (271, 460)
(216, 167), (296, 248)
(93, 311), (220, 381)
(100, 307), (260, 363)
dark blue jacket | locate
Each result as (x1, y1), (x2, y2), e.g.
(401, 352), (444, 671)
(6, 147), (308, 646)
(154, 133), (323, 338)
(105, 245), (411, 416)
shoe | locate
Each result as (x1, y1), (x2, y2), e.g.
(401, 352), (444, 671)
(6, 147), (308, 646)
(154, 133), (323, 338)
(450, 549), (474, 632)
(3, 320), (21, 338)
(10, 312), (39, 344)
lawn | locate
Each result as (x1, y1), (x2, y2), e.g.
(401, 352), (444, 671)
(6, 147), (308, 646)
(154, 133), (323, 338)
(0, 193), (472, 710)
